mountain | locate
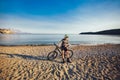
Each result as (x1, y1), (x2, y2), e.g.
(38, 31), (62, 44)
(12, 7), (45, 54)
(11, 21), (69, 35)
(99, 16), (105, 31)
(80, 29), (120, 35)
(0, 28), (15, 34)
(0, 28), (31, 34)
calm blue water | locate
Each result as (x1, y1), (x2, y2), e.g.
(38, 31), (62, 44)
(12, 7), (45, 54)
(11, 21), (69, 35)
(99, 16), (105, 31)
(0, 34), (120, 45)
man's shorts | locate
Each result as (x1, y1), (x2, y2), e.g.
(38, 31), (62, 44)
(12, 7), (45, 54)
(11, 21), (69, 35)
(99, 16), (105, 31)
(61, 46), (67, 52)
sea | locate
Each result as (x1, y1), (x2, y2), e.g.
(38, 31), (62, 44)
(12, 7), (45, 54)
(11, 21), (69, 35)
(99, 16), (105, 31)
(0, 34), (120, 46)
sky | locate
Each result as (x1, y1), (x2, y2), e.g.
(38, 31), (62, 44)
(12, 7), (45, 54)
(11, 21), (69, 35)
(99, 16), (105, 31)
(0, 0), (120, 34)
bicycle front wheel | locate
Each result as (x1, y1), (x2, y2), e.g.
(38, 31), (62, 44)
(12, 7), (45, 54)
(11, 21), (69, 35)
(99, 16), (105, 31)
(47, 51), (58, 60)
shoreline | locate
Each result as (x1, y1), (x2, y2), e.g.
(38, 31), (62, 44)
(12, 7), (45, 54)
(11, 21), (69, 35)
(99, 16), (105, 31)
(0, 43), (120, 47)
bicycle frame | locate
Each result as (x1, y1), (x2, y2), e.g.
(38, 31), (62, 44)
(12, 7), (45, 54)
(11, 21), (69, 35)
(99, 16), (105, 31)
(47, 43), (73, 60)
(53, 43), (62, 55)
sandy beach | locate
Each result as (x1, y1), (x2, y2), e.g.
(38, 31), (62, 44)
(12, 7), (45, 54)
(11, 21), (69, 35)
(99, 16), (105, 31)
(0, 44), (120, 80)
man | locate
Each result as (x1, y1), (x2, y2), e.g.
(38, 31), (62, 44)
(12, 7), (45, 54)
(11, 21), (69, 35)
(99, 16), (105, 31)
(58, 34), (72, 63)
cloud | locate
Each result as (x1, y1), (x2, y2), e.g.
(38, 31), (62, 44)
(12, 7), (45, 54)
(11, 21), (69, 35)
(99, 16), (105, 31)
(0, 0), (120, 34)
(0, 12), (120, 34)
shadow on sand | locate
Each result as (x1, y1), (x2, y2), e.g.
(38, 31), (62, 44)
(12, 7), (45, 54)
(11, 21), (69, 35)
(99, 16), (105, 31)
(0, 53), (62, 63)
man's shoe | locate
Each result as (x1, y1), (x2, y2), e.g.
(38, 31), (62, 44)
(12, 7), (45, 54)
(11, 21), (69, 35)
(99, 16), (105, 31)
(67, 58), (72, 63)
(62, 59), (65, 63)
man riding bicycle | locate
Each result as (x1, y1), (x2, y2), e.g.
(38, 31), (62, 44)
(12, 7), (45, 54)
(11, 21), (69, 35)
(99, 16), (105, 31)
(58, 34), (72, 63)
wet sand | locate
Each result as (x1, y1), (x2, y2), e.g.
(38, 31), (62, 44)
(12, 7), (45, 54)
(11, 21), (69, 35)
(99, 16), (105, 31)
(0, 44), (120, 80)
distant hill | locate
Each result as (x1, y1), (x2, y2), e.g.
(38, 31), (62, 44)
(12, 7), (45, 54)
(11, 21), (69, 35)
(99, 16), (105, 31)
(0, 28), (33, 34)
(0, 28), (15, 34)
(80, 29), (120, 35)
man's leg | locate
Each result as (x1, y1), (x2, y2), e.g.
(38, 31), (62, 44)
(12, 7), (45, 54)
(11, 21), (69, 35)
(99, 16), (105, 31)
(61, 50), (65, 63)
(66, 51), (69, 58)
(66, 50), (72, 63)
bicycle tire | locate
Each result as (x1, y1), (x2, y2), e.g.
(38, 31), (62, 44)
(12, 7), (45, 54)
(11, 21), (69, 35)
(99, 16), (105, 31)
(67, 50), (73, 58)
(47, 51), (58, 60)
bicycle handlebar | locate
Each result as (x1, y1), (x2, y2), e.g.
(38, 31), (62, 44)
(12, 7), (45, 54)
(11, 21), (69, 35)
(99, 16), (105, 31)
(54, 43), (59, 48)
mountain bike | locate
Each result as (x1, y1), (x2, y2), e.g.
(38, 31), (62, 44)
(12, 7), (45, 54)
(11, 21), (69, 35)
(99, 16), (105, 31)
(47, 43), (73, 60)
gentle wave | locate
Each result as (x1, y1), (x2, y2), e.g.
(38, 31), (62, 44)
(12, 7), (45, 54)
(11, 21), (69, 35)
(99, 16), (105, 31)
(0, 34), (120, 46)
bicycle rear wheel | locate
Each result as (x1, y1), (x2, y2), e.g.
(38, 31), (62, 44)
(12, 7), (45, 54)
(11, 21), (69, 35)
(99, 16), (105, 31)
(47, 51), (58, 60)
(67, 50), (73, 58)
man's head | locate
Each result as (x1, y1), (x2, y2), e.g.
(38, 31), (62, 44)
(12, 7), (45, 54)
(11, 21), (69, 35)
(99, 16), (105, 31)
(64, 34), (69, 39)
